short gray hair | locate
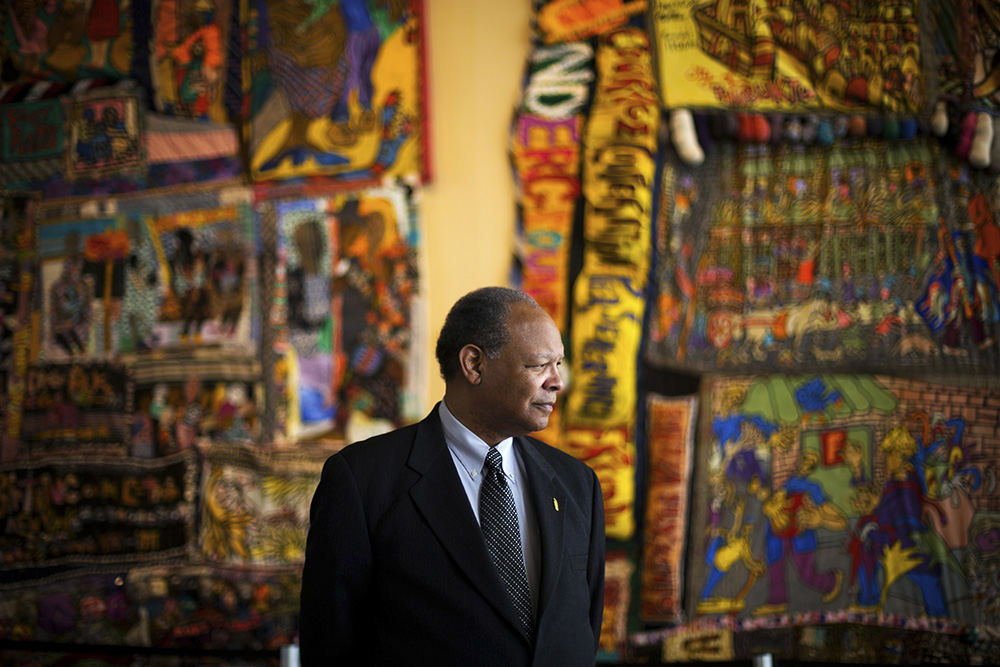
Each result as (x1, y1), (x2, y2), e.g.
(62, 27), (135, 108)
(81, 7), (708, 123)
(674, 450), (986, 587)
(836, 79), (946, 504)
(435, 287), (538, 381)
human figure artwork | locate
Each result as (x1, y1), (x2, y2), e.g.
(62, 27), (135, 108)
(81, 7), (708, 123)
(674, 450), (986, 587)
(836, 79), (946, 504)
(848, 425), (951, 616)
(46, 231), (96, 358)
(273, 188), (418, 442)
(151, 205), (255, 349)
(65, 95), (144, 182)
(2, 0), (130, 80)
(756, 450), (846, 615)
(113, 218), (159, 352)
(152, 0), (229, 121)
(689, 375), (998, 627)
(276, 202), (337, 440)
(244, 0), (426, 181)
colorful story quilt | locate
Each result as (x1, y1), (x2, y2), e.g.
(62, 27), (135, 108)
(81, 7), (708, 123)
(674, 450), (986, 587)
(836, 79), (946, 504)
(241, 0), (429, 182)
(1, 0), (133, 82)
(197, 442), (335, 565)
(20, 361), (132, 461)
(270, 186), (420, 443)
(651, 0), (926, 112)
(686, 374), (1000, 630)
(0, 451), (198, 570)
(0, 570), (136, 645)
(149, 0), (234, 123)
(641, 393), (697, 624)
(647, 136), (1000, 376)
(126, 564), (301, 649)
(34, 187), (258, 358)
(130, 351), (263, 457)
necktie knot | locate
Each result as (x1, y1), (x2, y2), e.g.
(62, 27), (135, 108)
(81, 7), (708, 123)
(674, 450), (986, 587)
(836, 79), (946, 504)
(485, 447), (503, 477)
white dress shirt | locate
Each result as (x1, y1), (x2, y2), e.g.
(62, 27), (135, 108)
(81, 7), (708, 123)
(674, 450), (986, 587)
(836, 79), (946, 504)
(439, 400), (540, 615)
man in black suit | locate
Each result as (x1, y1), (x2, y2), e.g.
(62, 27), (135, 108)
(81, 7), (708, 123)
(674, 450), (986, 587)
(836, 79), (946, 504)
(300, 286), (605, 665)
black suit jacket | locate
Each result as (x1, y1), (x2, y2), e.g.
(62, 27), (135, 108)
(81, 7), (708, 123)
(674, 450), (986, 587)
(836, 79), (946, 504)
(300, 405), (605, 665)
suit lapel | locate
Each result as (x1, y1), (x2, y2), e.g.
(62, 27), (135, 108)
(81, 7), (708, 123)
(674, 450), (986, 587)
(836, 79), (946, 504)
(406, 408), (526, 637)
(517, 437), (565, 624)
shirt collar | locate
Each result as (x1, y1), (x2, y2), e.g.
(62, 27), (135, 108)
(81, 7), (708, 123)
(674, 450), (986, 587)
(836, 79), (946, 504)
(439, 400), (516, 481)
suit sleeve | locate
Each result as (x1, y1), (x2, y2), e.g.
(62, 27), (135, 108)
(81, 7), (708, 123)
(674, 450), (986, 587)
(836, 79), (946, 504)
(299, 453), (373, 665)
(587, 466), (606, 651)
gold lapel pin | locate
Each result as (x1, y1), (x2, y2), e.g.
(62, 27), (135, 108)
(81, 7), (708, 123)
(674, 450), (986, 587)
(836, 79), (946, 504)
(553, 498), (559, 511)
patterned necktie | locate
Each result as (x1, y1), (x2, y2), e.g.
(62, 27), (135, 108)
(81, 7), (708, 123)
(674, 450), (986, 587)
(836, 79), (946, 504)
(479, 447), (535, 641)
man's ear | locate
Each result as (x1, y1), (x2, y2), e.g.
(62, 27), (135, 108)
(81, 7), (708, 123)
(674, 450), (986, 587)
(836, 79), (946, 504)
(458, 344), (484, 384)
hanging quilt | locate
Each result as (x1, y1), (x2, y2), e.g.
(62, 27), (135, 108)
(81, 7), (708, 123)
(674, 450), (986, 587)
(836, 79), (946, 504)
(0, 450), (198, 570)
(0, 570), (136, 645)
(0, 98), (66, 187)
(19, 361), (132, 461)
(646, 136), (1000, 375)
(197, 442), (337, 565)
(561, 26), (659, 541)
(650, 0), (926, 112)
(34, 186), (258, 358)
(126, 564), (301, 649)
(269, 185), (421, 443)
(598, 550), (635, 661)
(241, 0), (429, 182)
(1, 0), (132, 83)
(640, 393), (697, 624)
(510, 39), (593, 333)
(927, 0), (1000, 113)
(0, 192), (37, 464)
(683, 374), (1000, 635)
(130, 352), (263, 457)
(64, 89), (146, 183)
(149, 0), (234, 123)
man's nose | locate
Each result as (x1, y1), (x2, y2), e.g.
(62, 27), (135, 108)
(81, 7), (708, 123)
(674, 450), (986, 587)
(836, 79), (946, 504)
(546, 364), (566, 392)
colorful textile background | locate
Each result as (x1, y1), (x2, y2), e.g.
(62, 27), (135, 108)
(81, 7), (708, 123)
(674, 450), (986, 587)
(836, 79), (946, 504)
(268, 184), (421, 443)
(126, 564), (301, 649)
(928, 0), (1000, 112)
(640, 394), (697, 624)
(64, 90), (145, 183)
(1, 0), (133, 82)
(651, 0), (927, 112)
(149, 0), (233, 123)
(34, 186), (258, 360)
(130, 352), (263, 456)
(686, 374), (1000, 629)
(0, 179), (425, 660)
(20, 361), (133, 459)
(560, 26), (659, 542)
(241, 0), (428, 182)
(647, 135), (1000, 376)
(0, 451), (198, 570)
(198, 443), (334, 565)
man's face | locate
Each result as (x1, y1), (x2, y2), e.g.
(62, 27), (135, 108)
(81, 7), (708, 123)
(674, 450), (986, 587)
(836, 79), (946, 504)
(477, 303), (564, 442)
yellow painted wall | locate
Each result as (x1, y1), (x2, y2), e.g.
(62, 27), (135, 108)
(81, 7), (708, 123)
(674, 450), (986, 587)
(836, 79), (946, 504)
(420, 1), (533, 407)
